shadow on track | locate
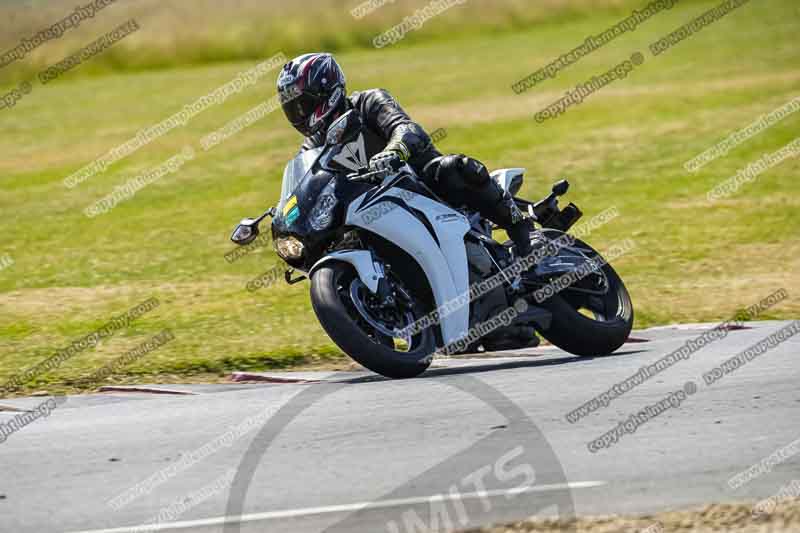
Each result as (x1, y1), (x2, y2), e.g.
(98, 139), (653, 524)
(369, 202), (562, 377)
(341, 349), (650, 384)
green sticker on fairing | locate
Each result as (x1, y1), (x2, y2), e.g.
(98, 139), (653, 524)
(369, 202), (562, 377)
(286, 205), (300, 224)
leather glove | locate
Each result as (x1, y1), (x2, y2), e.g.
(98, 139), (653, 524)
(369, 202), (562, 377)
(369, 150), (403, 173)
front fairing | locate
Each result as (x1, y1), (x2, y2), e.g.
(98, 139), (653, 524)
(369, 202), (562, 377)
(276, 147), (323, 217)
(271, 145), (372, 269)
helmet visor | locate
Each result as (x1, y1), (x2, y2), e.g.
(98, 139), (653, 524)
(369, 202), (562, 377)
(281, 88), (322, 137)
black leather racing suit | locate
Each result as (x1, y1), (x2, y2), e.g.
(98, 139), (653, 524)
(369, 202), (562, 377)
(300, 89), (442, 175)
(300, 88), (530, 253)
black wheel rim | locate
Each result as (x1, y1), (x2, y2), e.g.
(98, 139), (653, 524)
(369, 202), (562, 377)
(333, 269), (422, 353)
(532, 231), (631, 324)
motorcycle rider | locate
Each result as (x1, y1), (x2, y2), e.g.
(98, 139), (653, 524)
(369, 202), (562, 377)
(276, 52), (534, 257)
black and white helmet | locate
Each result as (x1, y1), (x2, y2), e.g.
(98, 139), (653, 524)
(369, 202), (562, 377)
(277, 53), (347, 137)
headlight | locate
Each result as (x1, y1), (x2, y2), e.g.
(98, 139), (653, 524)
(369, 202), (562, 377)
(274, 236), (304, 260)
(309, 181), (338, 231)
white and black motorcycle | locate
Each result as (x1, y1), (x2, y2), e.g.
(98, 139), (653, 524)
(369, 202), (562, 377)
(231, 110), (633, 379)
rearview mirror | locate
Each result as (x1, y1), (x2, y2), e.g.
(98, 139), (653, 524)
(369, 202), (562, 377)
(230, 218), (260, 246)
(230, 207), (276, 246)
(552, 180), (569, 197)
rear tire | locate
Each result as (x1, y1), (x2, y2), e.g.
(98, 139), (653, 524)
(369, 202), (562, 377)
(534, 235), (634, 356)
(310, 262), (434, 379)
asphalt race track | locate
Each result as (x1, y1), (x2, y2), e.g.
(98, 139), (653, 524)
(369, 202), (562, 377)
(1, 321), (798, 533)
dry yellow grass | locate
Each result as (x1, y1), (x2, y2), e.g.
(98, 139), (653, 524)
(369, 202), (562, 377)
(0, 0), (642, 80)
(467, 498), (800, 532)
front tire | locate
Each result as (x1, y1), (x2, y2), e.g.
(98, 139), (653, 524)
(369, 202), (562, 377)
(310, 262), (435, 379)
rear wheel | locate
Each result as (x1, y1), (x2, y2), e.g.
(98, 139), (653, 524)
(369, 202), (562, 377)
(310, 261), (435, 378)
(530, 232), (633, 356)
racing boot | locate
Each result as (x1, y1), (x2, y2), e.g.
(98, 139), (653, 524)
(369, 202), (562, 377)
(470, 168), (534, 258)
(423, 154), (534, 257)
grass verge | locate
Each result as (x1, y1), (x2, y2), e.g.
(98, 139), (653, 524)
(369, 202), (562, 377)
(1, 0), (798, 396)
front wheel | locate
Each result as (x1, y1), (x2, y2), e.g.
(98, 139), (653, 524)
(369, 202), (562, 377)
(531, 233), (634, 356)
(310, 261), (435, 379)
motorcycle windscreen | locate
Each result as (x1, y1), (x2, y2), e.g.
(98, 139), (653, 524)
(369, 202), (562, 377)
(277, 147), (324, 216)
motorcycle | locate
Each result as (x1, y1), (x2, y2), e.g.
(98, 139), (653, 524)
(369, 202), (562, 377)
(231, 110), (633, 379)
